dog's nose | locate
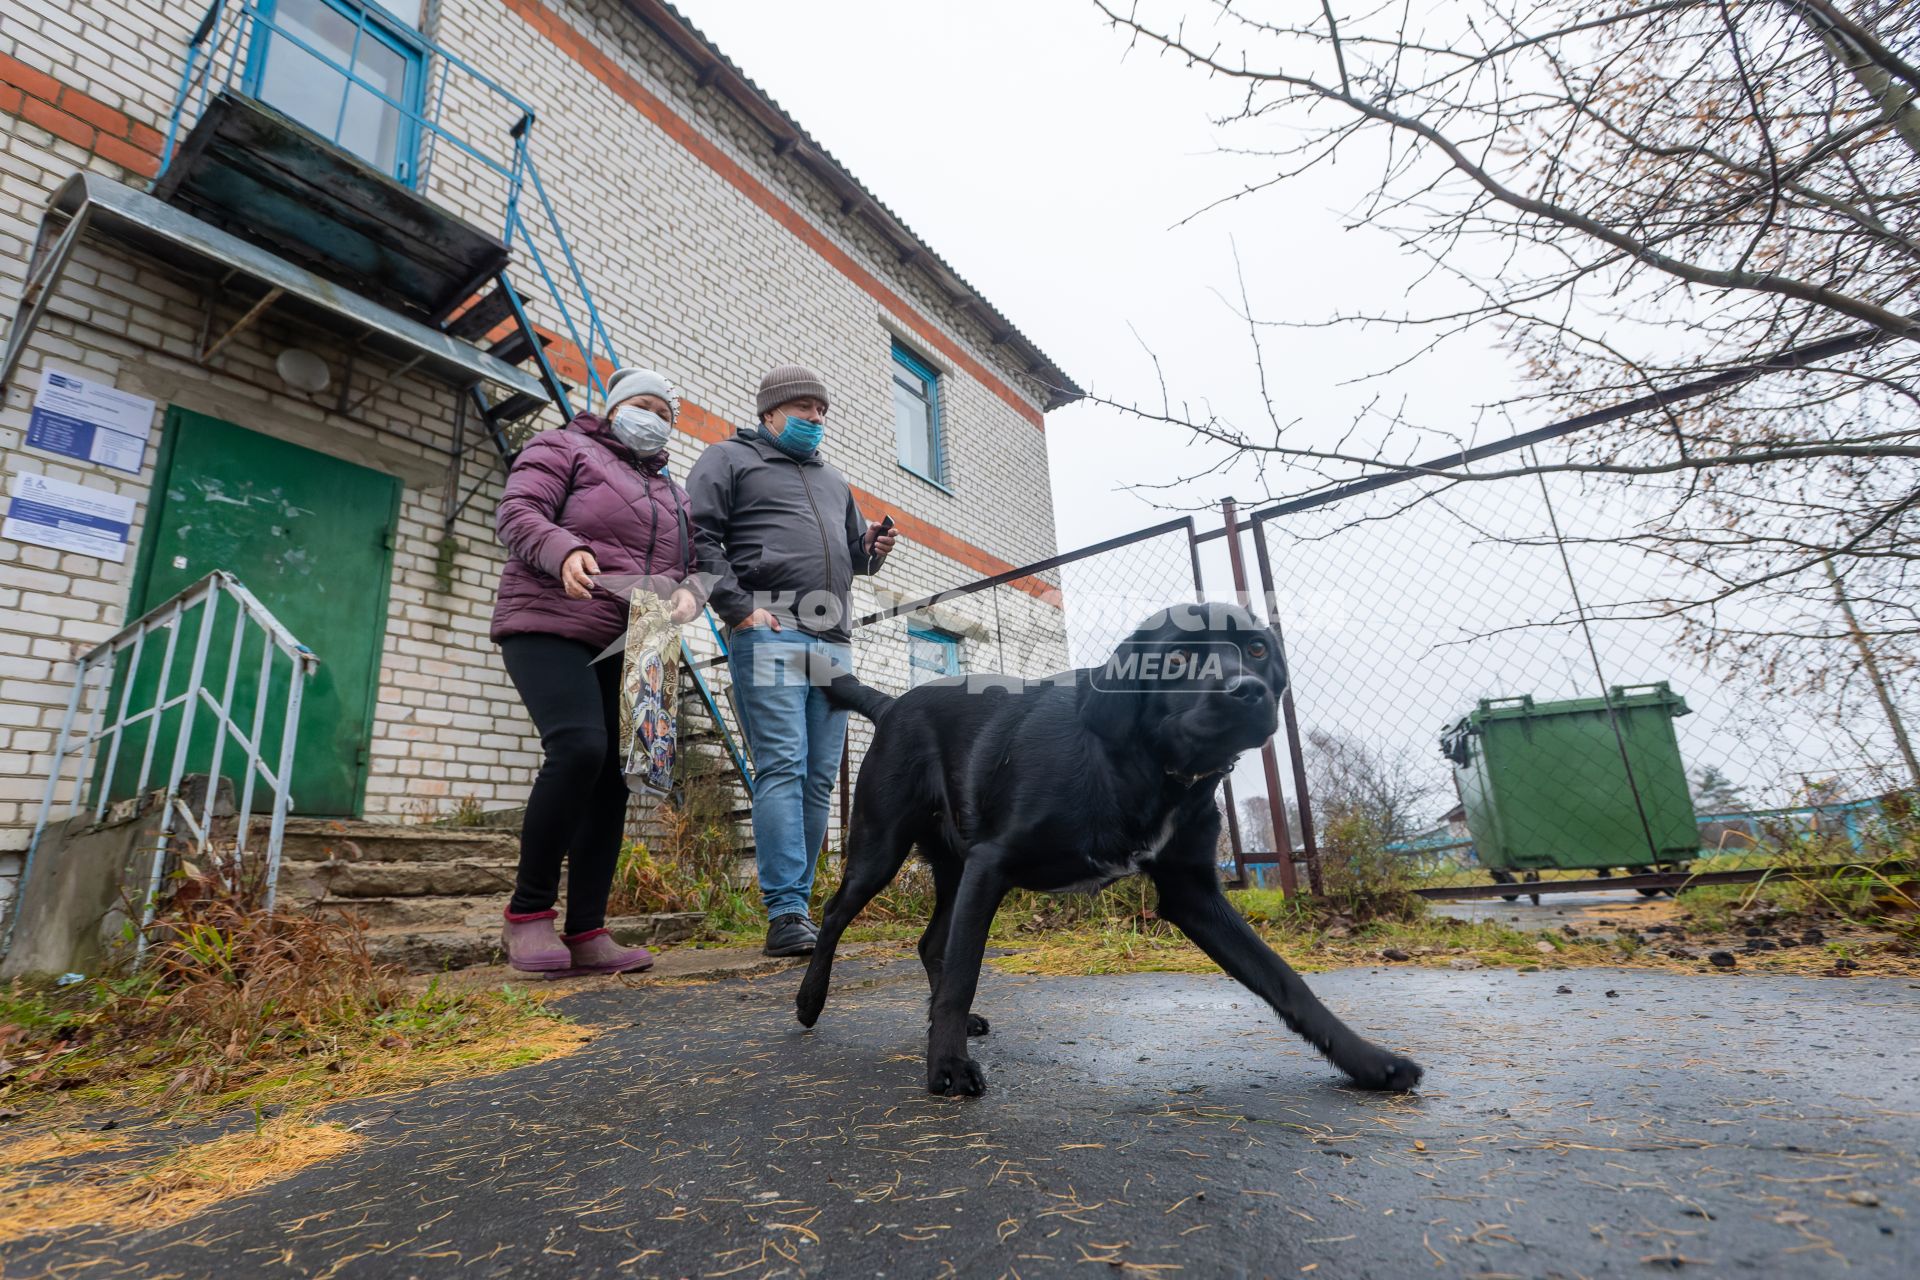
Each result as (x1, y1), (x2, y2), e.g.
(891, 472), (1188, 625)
(1224, 675), (1271, 705)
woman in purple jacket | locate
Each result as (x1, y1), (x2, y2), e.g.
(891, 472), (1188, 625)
(490, 368), (702, 976)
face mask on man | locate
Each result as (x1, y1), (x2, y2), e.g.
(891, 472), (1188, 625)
(773, 413), (824, 457)
(612, 405), (671, 455)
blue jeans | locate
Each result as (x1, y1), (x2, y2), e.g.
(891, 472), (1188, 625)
(729, 627), (852, 921)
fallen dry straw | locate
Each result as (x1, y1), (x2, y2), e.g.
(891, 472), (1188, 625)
(0, 1117), (360, 1242)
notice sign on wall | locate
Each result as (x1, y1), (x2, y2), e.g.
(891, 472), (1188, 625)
(26, 366), (156, 474)
(3, 472), (134, 562)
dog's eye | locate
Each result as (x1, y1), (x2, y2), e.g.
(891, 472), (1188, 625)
(1247, 641), (1268, 659)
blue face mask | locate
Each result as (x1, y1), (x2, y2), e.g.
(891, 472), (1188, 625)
(771, 414), (824, 457)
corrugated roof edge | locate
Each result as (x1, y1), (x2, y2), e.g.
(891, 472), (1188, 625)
(622, 0), (1085, 412)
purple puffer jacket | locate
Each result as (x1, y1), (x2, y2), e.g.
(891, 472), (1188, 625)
(490, 413), (701, 650)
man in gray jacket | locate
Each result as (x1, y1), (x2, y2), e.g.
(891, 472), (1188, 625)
(686, 364), (898, 956)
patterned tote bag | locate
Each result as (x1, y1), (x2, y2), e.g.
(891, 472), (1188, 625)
(619, 590), (681, 798)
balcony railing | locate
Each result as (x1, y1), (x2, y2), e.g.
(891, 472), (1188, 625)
(159, 0), (620, 414)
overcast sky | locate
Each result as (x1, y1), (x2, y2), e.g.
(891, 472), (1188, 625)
(671, 0), (1521, 556)
(664, 3), (1886, 822)
(663, 1), (1653, 830)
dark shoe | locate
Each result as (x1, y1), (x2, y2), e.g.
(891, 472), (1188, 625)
(764, 913), (818, 957)
(501, 908), (570, 972)
(552, 928), (655, 978)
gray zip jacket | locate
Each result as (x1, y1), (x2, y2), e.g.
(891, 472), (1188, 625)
(685, 429), (876, 642)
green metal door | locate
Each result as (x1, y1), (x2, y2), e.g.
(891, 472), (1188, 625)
(112, 408), (400, 815)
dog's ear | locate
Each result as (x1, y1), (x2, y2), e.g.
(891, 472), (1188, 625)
(1077, 643), (1142, 744)
(1080, 615), (1176, 743)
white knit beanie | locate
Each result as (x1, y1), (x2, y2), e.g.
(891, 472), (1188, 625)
(605, 367), (677, 419)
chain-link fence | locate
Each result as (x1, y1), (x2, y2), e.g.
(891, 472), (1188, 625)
(819, 424), (1913, 902)
(1244, 452), (1916, 897)
(845, 518), (1206, 839)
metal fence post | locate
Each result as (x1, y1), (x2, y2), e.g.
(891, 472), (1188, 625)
(1187, 515), (1249, 887)
(1223, 500), (1299, 894)
(1249, 514), (1324, 896)
(1221, 777), (1246, 888)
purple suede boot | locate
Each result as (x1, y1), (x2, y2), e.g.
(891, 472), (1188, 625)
(501, 908), (571, 972)
(557, 928), (656, 977)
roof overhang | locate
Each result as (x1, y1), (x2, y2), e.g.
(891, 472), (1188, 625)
(0, 171), (547, 401)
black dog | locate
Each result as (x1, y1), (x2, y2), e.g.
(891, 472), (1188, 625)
(797, 602), (1423, 1097)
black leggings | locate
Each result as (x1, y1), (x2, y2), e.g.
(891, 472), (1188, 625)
(501, 633), (629, 935)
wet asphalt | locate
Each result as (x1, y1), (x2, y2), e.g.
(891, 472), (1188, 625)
(1428, 889), (1675, 931)
(11, 954), (1916, 1278)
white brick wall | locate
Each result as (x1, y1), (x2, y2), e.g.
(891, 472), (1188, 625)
(0, 0), (1069, 910)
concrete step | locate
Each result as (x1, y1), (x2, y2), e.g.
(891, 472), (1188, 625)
(360, 911), (706, 974)
(313, 894), (507, 929)
(279, 858), (522, 901)
(369, 927), (499, 973)
(278, 818), (521, 864)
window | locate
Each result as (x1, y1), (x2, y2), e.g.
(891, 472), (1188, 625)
(246, 0), (426, 185)
(907, 624), (963, 688)
(891, 340), (945, 486)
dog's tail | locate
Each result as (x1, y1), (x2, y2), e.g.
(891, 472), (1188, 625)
(823, 670), (895, 722)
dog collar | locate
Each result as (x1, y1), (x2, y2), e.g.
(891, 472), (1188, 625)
(1166, 762), (1234, 788)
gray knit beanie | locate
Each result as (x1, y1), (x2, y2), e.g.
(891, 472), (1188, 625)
(605, 367), (676, 418)
(755, 364), (830, 419)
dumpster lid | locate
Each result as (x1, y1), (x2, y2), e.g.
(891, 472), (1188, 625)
(1454, 683), (1691, 731)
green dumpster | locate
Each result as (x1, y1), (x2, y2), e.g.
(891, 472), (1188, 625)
(1439, 684), (1700, 873)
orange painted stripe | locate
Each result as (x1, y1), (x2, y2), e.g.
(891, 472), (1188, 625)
(520, 332), (1053, 603)
(498, 0), (1046, 432)
(0, 54), (161, 178)
(673, 399), (1056, 605)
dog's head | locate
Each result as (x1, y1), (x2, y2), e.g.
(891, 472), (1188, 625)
(1079, 602), (1285, 777)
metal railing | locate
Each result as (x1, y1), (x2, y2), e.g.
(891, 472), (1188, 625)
(5, 572), (318, 963)
(159, 0), (621, 414)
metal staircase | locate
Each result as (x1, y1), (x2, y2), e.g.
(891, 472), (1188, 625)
(147, 0), (756, 801)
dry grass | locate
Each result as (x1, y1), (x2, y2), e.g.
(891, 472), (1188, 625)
(607, 760), (762, 929)
(987, 909), (1607, 978)
(0, 1116), (361, 1243)
(1, 898), (588, 1122)
(983, 889), (1920, 980)
(0, 891), (592, 1246)
(693, 861), (1920, 979)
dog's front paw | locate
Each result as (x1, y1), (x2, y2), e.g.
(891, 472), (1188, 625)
(1343, 1047), (1423, 1092)
(968, 1013), (990, 1037)
(927, 1052), (986, 1097)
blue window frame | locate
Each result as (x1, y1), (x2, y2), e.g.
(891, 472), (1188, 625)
(907, 624), (963, 688)
(891, 340), (946, 486)
(244, 0), (427, 187)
